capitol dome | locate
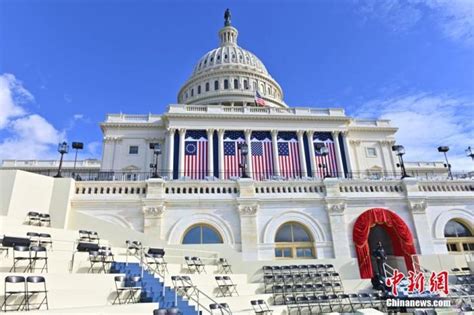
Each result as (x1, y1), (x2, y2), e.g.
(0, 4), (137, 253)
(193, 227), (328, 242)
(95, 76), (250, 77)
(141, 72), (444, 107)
(177, 11), (287, 108)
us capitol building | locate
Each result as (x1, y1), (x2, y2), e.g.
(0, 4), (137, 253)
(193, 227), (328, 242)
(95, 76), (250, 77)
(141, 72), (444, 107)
(1, 12), (473, 281)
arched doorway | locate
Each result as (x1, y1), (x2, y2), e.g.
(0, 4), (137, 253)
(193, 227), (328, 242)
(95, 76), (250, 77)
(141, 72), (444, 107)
(274, 222), (315, 259)
(353, 208), (417, 279)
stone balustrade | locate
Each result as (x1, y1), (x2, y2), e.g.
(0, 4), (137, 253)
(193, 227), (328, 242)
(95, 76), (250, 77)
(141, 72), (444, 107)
(75, 181), (147, 195)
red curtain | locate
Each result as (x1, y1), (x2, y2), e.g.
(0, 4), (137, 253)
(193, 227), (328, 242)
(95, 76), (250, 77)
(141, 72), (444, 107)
(353, 208), (417, 279)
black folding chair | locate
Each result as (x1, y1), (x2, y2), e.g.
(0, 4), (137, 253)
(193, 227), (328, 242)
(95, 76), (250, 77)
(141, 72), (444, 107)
(127, 276), (142, 303)
(26, 212), (40, 226)
(180, 276), (197, 298)
(251, 299), (273, 315)
(29, 246), (48, 273)
(215, 276), (231, 297)
(1, 276), (26, 311)
(88, 250), (104, 273)
(39, 214), (51, 227)
(26, 276), (48, 310)
(39, 233), (53, 250)
(191, 256), (206, 274)
(10, 245), (31, 272)
(184, 256), (196, 273)
(113, 275), (132, 304)
(146, 251), (168, 275)
(210, 303), (222, 315)
(78, 230), (91, 242)
(218, 258), (232, 274)
(26, 232), (40, 246)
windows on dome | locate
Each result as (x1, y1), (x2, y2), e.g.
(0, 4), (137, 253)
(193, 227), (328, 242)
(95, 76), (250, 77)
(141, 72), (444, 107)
(253, 81), (257, 91)
(275, 222), (314, 259)
(191, 88), (194, 97)
(214, 80), (219, 90)
(224, 79), (229, 89)
(205, 82), (210, 92)
(197, 85), (201, 94)
(234, 79), (239, 89)
(445, 219), (474, 253)
(244, 80), (249, 90)
(182, 224), (223, 244)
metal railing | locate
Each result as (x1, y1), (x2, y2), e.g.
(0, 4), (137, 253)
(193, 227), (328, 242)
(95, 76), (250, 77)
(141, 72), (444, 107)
(13, 168), (474, 182)
(127, 243), (227, 315)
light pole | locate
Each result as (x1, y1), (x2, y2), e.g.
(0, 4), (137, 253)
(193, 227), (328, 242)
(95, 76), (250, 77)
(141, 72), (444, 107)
(315, 143), (330, 178)
(392, 145), (409, 179)
(71, 142), (84, 179)
(466, 146), (474, 161)
(238, 142), (249, 178)
(438, 146), (453, 180)
(149, 143), (162, 178)
(54, 142), (69, 178)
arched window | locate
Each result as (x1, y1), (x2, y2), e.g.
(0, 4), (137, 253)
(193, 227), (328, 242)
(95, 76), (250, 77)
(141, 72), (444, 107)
(244, 80), (249, 90)
(444, 219), (474, 253)
(182, 224), (223, 244)
(234, 79), (239, 89)
(224, 79), (229, 89)
(214, 80), (219, 90)
(205, 82), (210, 92)
(275, 222), (314, 259)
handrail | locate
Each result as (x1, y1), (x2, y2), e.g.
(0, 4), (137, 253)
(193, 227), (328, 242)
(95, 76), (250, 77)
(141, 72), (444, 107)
(181, 277), (232, 315)
(383, 262), (396, 279)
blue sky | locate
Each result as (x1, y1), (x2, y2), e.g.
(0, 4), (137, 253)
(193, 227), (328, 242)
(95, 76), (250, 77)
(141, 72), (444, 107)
(0, 0), (473, 170)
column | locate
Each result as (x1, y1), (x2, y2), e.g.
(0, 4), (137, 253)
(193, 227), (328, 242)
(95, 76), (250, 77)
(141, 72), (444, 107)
(244, 129), (253, 177)
(207, 129), (214, 177)
(296, 130), (307, 177)
(178, 128), (186, 178)
(271, 130), (280, 177)
(307, 131), (316, 177)
(166, 129), (175, 178)
(332, 131), (345, 178)
(218, 129), (225, 179)
(326, 203), (351, 258)
(341, 131), (354, 176)
(238, 203), (259, 260)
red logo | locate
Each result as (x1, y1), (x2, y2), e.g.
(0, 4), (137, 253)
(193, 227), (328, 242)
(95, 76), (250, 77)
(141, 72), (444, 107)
(385, 269), (449, 296)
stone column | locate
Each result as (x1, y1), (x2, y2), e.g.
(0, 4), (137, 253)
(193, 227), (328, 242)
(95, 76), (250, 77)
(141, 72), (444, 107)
(207, 129), (214, 177)
(296, 130), (307, 177)
(178, 128), (186, 178)
(244, 129), (253, 177)
(326, 202), (351, 258)
(271, 130), (280, 177)
(332, 131), (345, 178)
(166, 129), (175, 178)
(238, 203), (259, 261)
(341, 131), (354, 177)
(142, 205), (165, 237)
(307, 131), (316, 177)
(218, 129), (225, 179)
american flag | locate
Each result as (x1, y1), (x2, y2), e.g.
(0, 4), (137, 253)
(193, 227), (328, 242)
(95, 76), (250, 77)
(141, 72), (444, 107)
(313, 132), (338, 178)
(251, 131), (274, 180)
(278, 132), (301, 178)
(184, 130), (208, 179)
(254, 91), (266, 106)
(223, 130), (245, 179)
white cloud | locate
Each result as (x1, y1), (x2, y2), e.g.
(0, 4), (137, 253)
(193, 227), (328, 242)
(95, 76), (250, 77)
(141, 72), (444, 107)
(357, 0), (474, 45)
(86, 141), (102, 158)
(355, 92), (474, 171)
(0, 73), (65, 161)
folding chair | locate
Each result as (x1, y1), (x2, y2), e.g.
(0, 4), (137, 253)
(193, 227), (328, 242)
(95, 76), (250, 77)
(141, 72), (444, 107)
(210, 303), (222, 315)
(113, 276), (132, 304)
(88, 250), (104, 273)
(219, 303), (231, 314)
(146, 250), (168, 275)
(322, 282), (333, 294)
(338, 294), (354, 312)
(26, 276), (48, 311)
(327, 294), (342, 312)
(215, 276), (230, 297)
(100, 249), (115, 273)
(154, 308), (168, 315)
(263, 266), (273, 276)
(223, 276), (238, 296)
(324, 264), (335, 272)
(26, 212), (40, 226)
(369, 292), (385, 311)
(39, 214), (51, 227)
(264, 275), (274, 293)
(251, 299), (273, 315)
(78, 230), (91, 242)
(191, 256), (206, 274)
(357, 293), (373, 309)
(127, 276), (142, 303)
(184, 256), (196, 273)
(26, 232), (40, 246)
(1, 276), (26, 311)
(318, 295), (333, 313)
(271, 285), (285, 305)
(29, 246), (48, 273)
(39, 233), (53, 250)
(10, 245), (31, 272)
(89, 231), (100, 243)
(218, 258), (232, 274)
(295, 296), (310, 314)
